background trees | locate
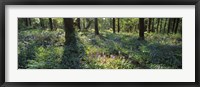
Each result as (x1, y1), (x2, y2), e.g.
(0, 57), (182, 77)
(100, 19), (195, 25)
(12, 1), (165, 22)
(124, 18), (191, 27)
(18, 17), (182, 69)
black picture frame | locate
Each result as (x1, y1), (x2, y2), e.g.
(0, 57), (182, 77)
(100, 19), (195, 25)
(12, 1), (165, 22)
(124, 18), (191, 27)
(0, 0), (199, 87)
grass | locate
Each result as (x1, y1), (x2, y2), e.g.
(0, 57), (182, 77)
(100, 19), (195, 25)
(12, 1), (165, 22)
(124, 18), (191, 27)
(18, 28), (182, 69)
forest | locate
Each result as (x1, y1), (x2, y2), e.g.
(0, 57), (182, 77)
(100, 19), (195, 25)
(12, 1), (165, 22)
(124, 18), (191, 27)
(18, 18), (182, 69)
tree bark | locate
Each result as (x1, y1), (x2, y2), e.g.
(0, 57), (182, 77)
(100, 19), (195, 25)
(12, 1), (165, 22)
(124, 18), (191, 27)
(148, 18), (151, 33)
(63, 18), (75, 45)
(151, 18), (154, 32)
(159, 19), (163, 33)
(49, 18), (53, 30)
(77, 18), (81, 29)
(139, 18), (145, 40)
(118, 18), (120, 33)
(172, 18), (176, 33)
(39, 18), (44, 29)
(174, 18), (180, 34)
(156, 18), (160, 33)
(168, 18), (172, 34)
(113, 18), (116, 33)
(95, 18), (99, 35)
(163, 18), (168, 33)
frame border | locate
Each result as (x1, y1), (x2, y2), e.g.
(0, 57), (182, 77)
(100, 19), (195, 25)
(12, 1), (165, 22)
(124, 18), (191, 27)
(1, 0), (200, 87)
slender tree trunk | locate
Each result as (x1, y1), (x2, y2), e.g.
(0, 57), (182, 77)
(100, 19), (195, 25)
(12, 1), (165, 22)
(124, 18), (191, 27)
(172, 18), (176, 33)
(168, 18), (172, 34)
(49, 18), (53, 30)
(118, 18), (120, 33)
(163, 18), (168, 33)
(156, 18), (160, 33)
(25, 18), (29, 27)
(174, 18), (180, 34)
(28, 18), (32, 26)
(148, 18), (151, 33)
(139, 18), (145, 40)
(152, 18), (154, 32)
(113, 18), (116, 33)
(63, 18), (75, 45)
(85, 19), (93, 29)
(77, 18), (81, 29)
(159, 19), (163, 33)
(39, 18), (44, 29)
(95, 18), (99, 35)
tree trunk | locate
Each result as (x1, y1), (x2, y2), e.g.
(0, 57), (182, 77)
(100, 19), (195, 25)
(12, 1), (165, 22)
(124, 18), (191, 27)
(174, 18), (180, 34)
(163, 18), (168, 33)
(156, 18), (160, 33)
(95, 18), (99, 35)
(148, 18), (151, 33)
(85, 19), (93, 29)
(113, 18), (116, 33)
(63, 18), (75, 45)
(28, 18), (32, 26)
(25, 18), (29, 27)
(151, 18), (154, 32)
(77, 18), (81, 29)
(168, 18), (172, 34)
(39, 18), (44, 29)
(159, 19), (163, 33)
(139, 18), (145, 40)
(118, 18), (120, 33)
(49, 18), (53, 30)
(172, 18), (176, 33)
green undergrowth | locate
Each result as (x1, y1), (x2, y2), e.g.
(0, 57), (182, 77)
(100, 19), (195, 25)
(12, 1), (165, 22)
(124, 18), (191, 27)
(18, 29), (182, 69)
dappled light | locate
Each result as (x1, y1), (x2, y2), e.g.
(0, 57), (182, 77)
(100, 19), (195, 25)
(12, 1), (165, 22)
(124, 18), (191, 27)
(18, 18), (182, 69)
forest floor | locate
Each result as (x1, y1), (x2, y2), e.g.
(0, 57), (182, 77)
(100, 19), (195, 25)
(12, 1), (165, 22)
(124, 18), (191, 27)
(18, 29), (182, 69)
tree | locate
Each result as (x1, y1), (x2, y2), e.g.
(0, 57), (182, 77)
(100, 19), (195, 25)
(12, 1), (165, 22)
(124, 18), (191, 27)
(39, 18), (45, 29)
(139, 18), (145, 40)
(174, 18), (180, 34)
(148, 18), (152, 33)
(113, 18), (116, 33)
(25, 18), (29, 27)
(163, 18), (168, 33)
(168, 18), (172, 34)
(95, 18), (99, 35)
(172, 18), (176, 33)
(151, 18), (155, 32)
(63, 18), (75, 45)
(118, 18), (120, 33)
(85, 19), (93, 29)
(77, 18), (81, 29)
(159, 18), (163, 33)
(49, 18), (53, 30)
(156, 18), (160, 33)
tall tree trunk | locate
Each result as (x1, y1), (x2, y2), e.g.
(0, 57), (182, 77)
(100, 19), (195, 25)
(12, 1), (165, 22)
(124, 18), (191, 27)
(163, 18), (168, 33)
(28, 18), (32, 26)
(113, 18), (116, 33)
(148, 18), (152, 33)
(156, 18), (160, 33)
(77, 18), (81, 29)
(49, 18), (53, 30)
(39, 18), (44, 29)
(25, 18), (29, 27)
(172, 18), (176, 33)
(139, 18), (145, 40)
(159, 19), (163, 33)
(151, 18), (154, 32)
(168, 18), (172, 34)
(118, 18), (120, 33)
(63, 18), (75, 45)
(95, 18), (99, 35)
(174, 18), (180, 34)
(85, 19), (93, 29)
